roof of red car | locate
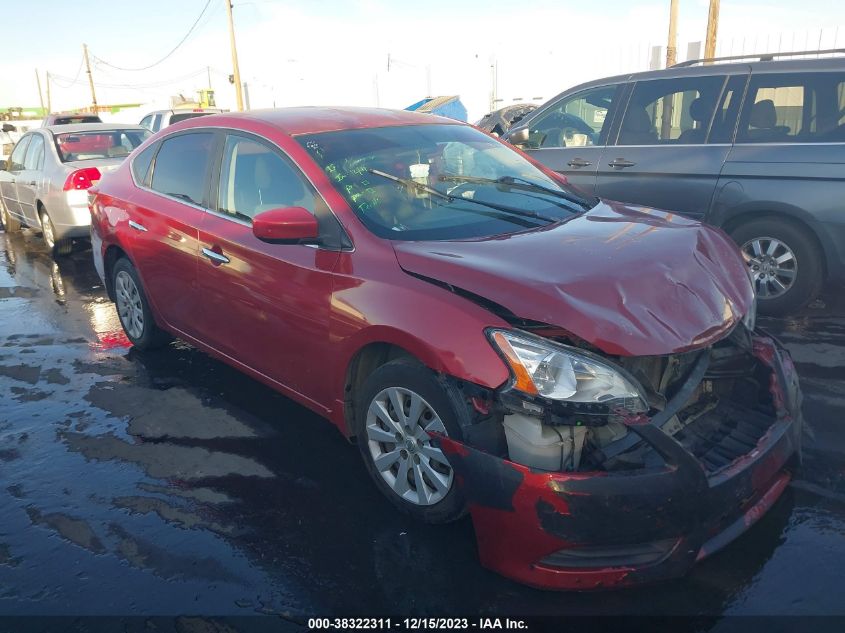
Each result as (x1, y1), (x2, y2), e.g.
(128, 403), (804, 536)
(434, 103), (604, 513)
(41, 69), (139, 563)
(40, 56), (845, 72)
(207, 106), (462, 136)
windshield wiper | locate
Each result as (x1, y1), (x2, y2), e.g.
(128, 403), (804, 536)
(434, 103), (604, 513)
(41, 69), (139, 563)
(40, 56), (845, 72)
(367, 169), (451, 201)
(439, 173), (591, 209)
(368, 168), (558, 224)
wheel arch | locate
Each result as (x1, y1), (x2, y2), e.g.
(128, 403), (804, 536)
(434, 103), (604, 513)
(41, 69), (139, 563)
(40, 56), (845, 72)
(103, 243), (133, 301)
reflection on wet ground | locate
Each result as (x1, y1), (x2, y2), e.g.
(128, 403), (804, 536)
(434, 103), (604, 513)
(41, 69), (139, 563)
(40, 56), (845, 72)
(1, 227), (845, 620)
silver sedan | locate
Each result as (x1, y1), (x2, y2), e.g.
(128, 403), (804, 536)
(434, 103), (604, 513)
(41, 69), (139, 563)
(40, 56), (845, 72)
(0, 123), (150, 256)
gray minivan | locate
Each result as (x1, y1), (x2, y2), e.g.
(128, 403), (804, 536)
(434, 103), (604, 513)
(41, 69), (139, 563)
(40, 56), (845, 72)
(506, 53), (845, 314)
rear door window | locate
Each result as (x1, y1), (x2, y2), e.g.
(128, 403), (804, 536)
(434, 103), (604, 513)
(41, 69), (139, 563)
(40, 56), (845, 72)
(150, 132), (215, 206)
(617, 75), (725, 145)
(8, 136), (30, 171)
(23, 134), (45, 170)
(526, 85), (620, 148)
(736, 72), (845, 143)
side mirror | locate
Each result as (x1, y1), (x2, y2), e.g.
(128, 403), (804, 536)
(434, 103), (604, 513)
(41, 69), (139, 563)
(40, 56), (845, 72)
(507, 126), (530, 146)
(253, 206), (319, 243)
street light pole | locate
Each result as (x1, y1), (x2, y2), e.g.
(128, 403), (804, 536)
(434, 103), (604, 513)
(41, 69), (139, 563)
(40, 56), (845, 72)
(225, 0), (245, 111)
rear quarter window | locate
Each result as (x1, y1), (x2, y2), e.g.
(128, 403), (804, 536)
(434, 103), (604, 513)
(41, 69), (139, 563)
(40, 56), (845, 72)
(131, 142), (158, 187)
(149, 132), (215, 206)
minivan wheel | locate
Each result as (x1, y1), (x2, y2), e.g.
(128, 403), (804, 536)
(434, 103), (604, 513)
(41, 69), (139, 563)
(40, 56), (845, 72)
(112, 258), (171, 350)
(39, 209), (72, 257)
(355, 358), (468, 524)
(0, 198), (20, 232)
(731, 218), (823, 316)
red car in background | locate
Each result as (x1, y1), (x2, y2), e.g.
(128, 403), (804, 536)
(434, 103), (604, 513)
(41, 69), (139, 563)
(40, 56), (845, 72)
(89, 107), (803, 590)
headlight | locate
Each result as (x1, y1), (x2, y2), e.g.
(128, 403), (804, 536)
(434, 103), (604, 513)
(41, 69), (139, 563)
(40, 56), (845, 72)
(489, 329), (646, 408)
(742, 295), (757, 332)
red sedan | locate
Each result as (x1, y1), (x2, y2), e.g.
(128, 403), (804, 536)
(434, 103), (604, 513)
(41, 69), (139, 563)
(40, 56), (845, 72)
(89, 107), (802, 590)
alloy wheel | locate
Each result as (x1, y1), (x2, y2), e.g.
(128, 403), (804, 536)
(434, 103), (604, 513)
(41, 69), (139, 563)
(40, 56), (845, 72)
(741, 236), (797, 299)
(365, 387), (453, 506)
(115, 270), (144, 340)
(40, 212), (55, 249)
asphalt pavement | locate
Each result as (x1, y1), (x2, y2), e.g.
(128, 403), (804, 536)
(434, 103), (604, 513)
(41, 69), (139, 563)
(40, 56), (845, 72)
(1, 226), (844, 624)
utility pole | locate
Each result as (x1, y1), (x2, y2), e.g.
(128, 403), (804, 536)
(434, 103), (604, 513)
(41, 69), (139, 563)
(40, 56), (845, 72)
(243, 82), (251, 110)
(225, 0), (244, 111)
(83, 44), (98, 111)
(704, 0), (720, 61)
(35, 69), (45, 114)
(207, 66), (212, 89)
(46, 72), (52, 113)
(666, 0), (679, 68)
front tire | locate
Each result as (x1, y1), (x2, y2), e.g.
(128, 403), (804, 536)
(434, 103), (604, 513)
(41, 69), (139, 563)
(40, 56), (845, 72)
(355, 358), (468, 524)
(112, 258), (171, 350)
(731, 217), (823, 316)
(0, 197), (20, 232)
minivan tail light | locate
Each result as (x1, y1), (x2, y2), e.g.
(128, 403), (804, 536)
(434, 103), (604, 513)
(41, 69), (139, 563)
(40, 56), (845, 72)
(63, 167), (102, 191)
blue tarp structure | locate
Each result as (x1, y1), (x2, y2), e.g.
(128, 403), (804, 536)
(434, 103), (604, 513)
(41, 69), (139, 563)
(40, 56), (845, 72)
(405, 96), (467, 122)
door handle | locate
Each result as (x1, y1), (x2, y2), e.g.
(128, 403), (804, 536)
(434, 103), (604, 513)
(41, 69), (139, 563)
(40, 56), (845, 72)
(128, 220), (148, 232)
(608, 158), (636, 169)
(202, 247), (230, 265)
(567, 158), (592, 168)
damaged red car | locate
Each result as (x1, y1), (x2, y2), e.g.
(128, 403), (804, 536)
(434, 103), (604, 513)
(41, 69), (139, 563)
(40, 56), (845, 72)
(89, 108), (803, 590)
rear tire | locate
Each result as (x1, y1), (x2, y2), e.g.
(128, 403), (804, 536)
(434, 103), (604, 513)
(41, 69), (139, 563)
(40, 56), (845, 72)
(39, 208), (72, 257)
(112, 257), (171, 350)
(0, 198), (20, 232)
(355, 358), (468, 524)
(730, 217), (823, 316)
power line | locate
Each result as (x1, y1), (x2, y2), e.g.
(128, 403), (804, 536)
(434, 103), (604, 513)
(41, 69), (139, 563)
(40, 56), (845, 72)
(93, 0), (212, 71)
(49, 68), (211, 90)
(49, 55), (85, 88)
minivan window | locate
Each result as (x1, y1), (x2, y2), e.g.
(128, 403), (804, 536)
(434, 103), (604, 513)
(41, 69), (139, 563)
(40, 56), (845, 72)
(217, 134), (315, 222)
(526, 85), (619, 149)
(618, 76), (724, 145)
(736, 72), (845, 143)
(150, 132), (214, 206)
(709, 74), (748, 143)
(298, 124), (589, 241)
(23, 134), (45, 170)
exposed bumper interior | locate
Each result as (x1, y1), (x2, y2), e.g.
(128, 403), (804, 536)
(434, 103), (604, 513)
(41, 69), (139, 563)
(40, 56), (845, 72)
(439, 329), (803, 590)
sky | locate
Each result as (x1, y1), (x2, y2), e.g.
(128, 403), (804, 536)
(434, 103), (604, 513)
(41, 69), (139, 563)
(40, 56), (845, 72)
(2, 0), (844, 123)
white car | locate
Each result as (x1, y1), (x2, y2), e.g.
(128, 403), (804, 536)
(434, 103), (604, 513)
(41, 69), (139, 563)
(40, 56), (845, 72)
(139, 108), (222, 132)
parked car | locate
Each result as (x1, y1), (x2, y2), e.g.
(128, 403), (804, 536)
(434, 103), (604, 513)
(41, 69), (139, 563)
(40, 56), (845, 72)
(506, 53), (845, 315)
(41, 113), (103, 126)
(0, 123), (150, 255)
(139, 108), (223, 133)
(89, 107), (802, 590)
(475, 103), (537, 136)
(0, 124), (18, 164)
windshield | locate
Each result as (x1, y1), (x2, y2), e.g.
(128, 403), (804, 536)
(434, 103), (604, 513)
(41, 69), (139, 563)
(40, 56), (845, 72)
(54, 129), (151, 162)
(170, 112), (215, 124)
(297, 124), (594, 241)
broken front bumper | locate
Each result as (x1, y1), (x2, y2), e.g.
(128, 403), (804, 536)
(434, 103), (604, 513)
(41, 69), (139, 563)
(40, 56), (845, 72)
(439, 334), (802, 590)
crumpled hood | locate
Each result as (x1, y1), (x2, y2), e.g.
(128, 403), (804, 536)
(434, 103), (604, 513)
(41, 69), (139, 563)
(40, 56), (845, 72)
(393, 200), (754, 357)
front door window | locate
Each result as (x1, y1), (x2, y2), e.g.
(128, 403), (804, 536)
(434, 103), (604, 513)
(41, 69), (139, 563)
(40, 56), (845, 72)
(526, 85), (620, 149)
